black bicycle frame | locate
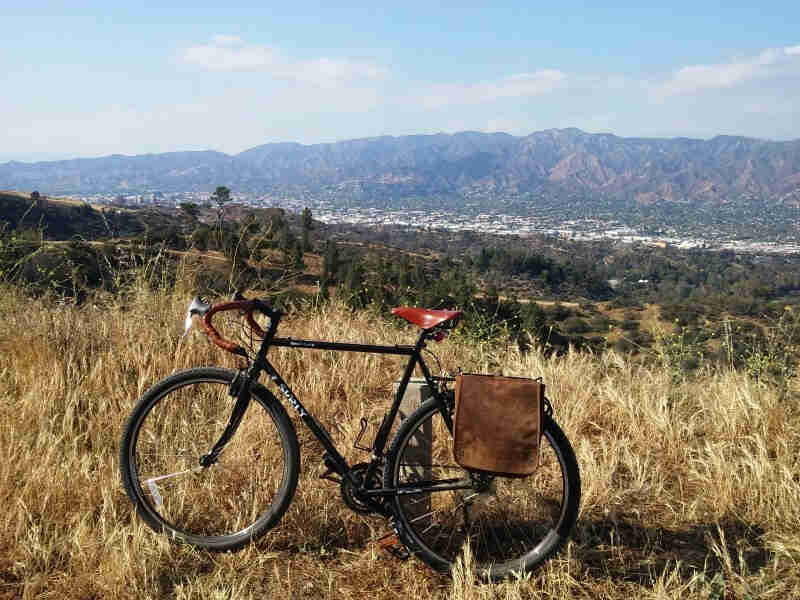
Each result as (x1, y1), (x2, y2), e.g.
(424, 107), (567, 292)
(234, 310), (462, 494)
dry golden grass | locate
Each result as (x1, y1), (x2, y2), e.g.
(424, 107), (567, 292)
(1, 273), (799, 599)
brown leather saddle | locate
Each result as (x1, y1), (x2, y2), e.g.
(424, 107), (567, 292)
(391, 307), (462, 330)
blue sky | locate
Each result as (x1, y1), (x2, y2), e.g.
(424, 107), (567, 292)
(2, 1), (800, 161)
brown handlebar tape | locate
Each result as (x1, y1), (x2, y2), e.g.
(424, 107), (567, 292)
(200, 300), (264, 356)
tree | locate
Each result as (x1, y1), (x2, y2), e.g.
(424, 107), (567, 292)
(210, 186), (231, 229)
(344, 261), (368, 308)
(485, 283), (500, 308)
(301, 207), (313, 230)
(318, 273), (331, 302)
(30, 190), (47, 210)
(179, 202), (200, 221)
(293, 241), (305, 271)
(478, 247), (492, 271)
(190, 226), (210, 250)
(301, 207), (313, 251)
(450, 272), (475, 309)
(278, 226), (296, 261)
(322, 241), (340, 282)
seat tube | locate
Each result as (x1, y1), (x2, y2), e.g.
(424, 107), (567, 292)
(372, 335), (424, 455)
(417, 353), (454, 431)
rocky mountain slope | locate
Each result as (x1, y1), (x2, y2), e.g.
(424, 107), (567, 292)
(3, 129), (800, 209)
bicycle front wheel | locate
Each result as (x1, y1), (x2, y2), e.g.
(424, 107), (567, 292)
(384, 397), (580, 580)
(120, 367), (300, 551)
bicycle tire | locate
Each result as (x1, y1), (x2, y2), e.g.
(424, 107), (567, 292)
(120, 367), (300, 551)
(384, 397), (580, 580)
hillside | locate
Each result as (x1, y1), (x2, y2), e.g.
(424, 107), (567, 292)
(2, 129), (800, 214)
(0, 279), (798, 599)
(0, 190), (183, 240)
(3, 190), (799, 365)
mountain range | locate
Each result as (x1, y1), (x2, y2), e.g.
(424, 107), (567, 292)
(3, 128), (800, 210)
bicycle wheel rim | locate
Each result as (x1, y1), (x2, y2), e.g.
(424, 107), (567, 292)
(125, 374), (293, 546)
(390, 406), (575, 578)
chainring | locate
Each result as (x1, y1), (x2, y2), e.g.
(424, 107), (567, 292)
(340, 463), (388, 515)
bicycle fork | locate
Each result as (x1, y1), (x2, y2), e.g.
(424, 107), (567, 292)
(199, 369), (253, 467)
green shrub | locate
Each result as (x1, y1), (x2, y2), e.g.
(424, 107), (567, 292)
(562, 316), (591, 334)
(589, 314), (614, 331)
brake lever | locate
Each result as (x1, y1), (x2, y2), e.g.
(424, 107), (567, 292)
(183, 296), (212, 337)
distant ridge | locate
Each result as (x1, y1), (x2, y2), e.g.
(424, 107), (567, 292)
(2, 129), (799, 209)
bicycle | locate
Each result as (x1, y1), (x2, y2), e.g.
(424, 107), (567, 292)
(119, 293), (580, 581)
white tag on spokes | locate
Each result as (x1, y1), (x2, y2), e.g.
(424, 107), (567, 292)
(146, 480), (163, 508)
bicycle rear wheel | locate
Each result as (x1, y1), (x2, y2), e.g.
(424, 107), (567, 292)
(384, 397), (580, 580)
(120, 367), (300, 551)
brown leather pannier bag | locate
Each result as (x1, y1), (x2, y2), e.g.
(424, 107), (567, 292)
(453, 373), (544, 477)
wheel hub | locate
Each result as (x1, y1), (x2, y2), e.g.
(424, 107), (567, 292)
(470, 472), (495, 493)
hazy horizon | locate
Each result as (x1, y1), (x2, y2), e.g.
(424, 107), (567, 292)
(3, 126), (800, 165)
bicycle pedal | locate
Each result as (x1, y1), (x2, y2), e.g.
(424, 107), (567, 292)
(319, 467), (341, 484)
(377, 532), (410, 560)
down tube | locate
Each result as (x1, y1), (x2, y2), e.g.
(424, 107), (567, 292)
(264, 361), (350, 473)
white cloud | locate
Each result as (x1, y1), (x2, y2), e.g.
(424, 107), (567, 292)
(211, 34), (244, 47)
(657, 46), (800, 96)
(180, 35), (387, 86)
(495, 71), (566, 98)
(293, 57), (387, 85)
(420, 70), (566, 109)
(183, 41), (278, 71)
